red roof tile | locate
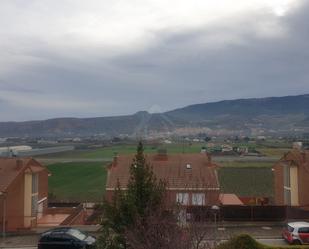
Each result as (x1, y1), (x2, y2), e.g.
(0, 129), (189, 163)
(106, 153), (220, 190)
(0, 157), (46, 192)
(219, 193), (244, 205)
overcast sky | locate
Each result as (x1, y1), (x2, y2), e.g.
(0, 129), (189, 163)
(0, 0), (308, 121)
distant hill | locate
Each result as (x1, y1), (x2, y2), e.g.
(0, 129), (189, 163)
(0, 94), (308, 138)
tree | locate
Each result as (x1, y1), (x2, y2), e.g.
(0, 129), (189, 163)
(98, 142), (166, 249)
(126, 141), (166, 218)
(99, 142), (215, 249)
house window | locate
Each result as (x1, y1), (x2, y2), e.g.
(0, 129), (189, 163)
(31, 174), (39, 216)
(283, 163), (292, 205)
(176, 193), (189, 205)
(192, 193), (205, 206)
(32, 174), (38, 194)
(283, 164), (290, 188)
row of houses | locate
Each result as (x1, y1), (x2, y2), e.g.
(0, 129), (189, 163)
(1, 148), (309, 231)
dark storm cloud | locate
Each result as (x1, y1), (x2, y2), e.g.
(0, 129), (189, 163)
(0, 0), (308, 121)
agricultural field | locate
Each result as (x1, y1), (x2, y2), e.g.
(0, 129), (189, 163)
(47, 162), (107, 202)
(218, 167), (274, 198)
(219, 161), (274, 168)
(39, 143), (206, 159)
(43, 142), (286, 202)
(257, 148), (290, 157)
(46, 161), (275, 202)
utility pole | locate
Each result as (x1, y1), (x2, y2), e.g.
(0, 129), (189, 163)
(211, 205), (220, 245)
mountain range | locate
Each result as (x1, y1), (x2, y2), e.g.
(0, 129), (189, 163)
(0, 94), (309, 138)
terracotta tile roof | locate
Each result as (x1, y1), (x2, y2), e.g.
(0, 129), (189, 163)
(106, 153), (220, 190)
(219, 193), (244, 205)
(0, 157), (46, 192)
(280, 149), (309, 169)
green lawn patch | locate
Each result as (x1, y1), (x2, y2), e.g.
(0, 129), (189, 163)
(257, 148), (290, 157)
(220, 161), (273, 168)
(218, 167), (274, 197)
(47, 162), (107, 202)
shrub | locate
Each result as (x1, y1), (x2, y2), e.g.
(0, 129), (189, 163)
(217, 234), (309, 249)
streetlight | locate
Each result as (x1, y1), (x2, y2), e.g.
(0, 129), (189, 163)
(0, 191), (7, 239)
(211, 205), (220, 245)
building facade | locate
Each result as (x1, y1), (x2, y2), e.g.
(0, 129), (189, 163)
(0, 158), (49, 231)
(105, 152), (220, 207)
(274, 149), (309, 206)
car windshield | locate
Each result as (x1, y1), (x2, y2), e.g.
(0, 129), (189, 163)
(287, 225), (294, 233)
(67, 229), (87, 240)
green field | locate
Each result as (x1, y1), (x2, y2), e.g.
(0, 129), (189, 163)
(257, 148), (290, 157)
(41, 143), (206, 159)
(219, 161), (273, 168)
(44, 143), (279, 202)
(47, 161), (274, 202)
(47, 162), (107, 202)
(218, 167), (274, 197)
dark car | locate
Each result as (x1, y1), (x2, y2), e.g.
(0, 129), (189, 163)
(38, 227), (96, 249)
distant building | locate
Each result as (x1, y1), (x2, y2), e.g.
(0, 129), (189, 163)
(273, 149), (309, 206)
(0, 158), (49, 231)
(163, 139), (172, 144)
(292, 142), (303, 150)
(105, 152), (220, 207)
(0, 146), (32, 157)
(221, 144), (233, 152)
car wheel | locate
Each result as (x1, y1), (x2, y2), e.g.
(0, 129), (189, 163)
(292, 240), (301, 245)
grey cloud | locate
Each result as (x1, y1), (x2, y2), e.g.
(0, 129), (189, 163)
(0, 1), (309, 121)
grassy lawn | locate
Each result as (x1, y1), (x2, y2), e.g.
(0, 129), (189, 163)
(47, 162), (107, 202)
(218, 167), (274, 197)
(220, 161), (274, 168)
(257, 148), (290, 157)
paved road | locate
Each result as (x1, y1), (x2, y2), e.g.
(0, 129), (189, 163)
(0, 240), (289, 249)
(1, 247), (36, 249)
(257, 238), (288, 246)
(0, 224), (286, 248)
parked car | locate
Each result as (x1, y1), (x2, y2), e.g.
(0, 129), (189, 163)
(282, 222), (309, 245)
(38, 227), (96, 249)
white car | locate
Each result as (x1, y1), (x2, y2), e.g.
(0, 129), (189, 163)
(282, 222), (309, 245)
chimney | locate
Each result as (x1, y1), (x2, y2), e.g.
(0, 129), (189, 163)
(293, 142), (302, 150)
(16, 159), (23, 169)
(301, 152), (306, 163)
(207, 153), (212, 163)
(155, 148), (168, 161)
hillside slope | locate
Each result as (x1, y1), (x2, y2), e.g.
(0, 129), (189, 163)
(0, 94), (308, 137)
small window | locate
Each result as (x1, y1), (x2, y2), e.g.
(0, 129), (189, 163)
(176, 193), (189, 205)
(299, 227), (309, 233)
(283, 164), (290, 188)
(192, 193), (205, 206)
(32, 174), (38, 194)
(62, 234), (75, 242)
(287, 225), (294, 233)
(51, 232), (65, 242)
